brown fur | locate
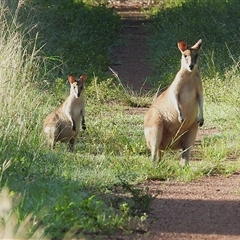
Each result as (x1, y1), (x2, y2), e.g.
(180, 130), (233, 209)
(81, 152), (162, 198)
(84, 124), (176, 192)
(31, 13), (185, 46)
(144, 39), (203, 166)
(43, 74), (87, 151)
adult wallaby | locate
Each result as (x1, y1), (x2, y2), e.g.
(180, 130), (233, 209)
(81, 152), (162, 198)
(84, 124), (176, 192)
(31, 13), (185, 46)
(43, 74), (87, 151)
(144, 39), (203, 166)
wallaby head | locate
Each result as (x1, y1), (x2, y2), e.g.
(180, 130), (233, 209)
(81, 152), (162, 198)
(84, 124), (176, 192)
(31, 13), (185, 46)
(69, 74), (87, 98)
(178, 39), (202, 72)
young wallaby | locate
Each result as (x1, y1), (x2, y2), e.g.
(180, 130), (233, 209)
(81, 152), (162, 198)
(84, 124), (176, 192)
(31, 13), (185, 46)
(144, 39), (203, 166)
(43, 74), (87, 151)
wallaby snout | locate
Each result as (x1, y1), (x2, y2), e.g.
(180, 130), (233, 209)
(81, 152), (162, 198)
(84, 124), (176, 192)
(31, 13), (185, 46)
(43, 74), (87, 151)
(189, 63), (194, 71)
(144, 39), (203, 166)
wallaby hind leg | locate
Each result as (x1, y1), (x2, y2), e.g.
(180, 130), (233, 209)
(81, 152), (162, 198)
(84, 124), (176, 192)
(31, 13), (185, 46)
(44, 128), (56, 149)
(180, 122), (198, 167)
(72, 119), (76, 131)
(180, 148), (190, 167)
(157, 149), (164, 161)
(145, 125), (163, 162)
(47, 139), (55, 150)
(68, 138), (75, 152)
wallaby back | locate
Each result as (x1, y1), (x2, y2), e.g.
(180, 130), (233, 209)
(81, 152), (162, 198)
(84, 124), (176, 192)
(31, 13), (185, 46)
(144, 39), (203, 166)
(43, 74), (87, 151)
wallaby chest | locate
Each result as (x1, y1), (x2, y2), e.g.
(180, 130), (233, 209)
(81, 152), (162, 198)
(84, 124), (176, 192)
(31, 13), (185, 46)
(68, 97), (84, 120)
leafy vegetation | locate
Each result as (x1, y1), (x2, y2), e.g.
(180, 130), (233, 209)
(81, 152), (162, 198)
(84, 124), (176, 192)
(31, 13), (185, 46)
(0, 0), (240, 239)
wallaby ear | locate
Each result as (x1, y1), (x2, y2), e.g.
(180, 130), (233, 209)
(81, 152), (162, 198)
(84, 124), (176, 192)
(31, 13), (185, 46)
(191, 39), (202, 50)
(80, 74), (87, 82)
(68, 75), (76, 84)
(178, 41), (188, 52)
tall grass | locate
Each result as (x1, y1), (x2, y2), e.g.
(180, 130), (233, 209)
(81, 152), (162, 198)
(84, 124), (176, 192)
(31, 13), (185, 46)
(0, 2), (44, 159)
(0, 4), (47, 237)
(0, 187), (45, 239)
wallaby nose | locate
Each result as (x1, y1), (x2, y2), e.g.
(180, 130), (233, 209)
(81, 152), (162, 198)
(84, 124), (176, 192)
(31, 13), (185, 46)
(189, 64), (194, 70)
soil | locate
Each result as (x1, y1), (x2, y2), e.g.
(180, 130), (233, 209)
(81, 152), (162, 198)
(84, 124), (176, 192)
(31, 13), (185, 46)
(107, 1), (240, 239)
(109, 0), (153, 90)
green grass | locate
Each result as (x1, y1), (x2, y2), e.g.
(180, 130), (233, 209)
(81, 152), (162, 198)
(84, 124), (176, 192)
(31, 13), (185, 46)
(16, 0), (121, 79)
(1, 0), (240, 239)
(147, 0), (240, 86)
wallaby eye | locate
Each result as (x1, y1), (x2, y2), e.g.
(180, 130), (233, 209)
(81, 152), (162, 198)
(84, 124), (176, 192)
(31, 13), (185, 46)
(184, 55), (188, 58)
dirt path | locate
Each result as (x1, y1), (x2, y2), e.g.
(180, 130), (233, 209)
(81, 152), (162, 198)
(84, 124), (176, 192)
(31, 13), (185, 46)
(144, 174), (240, 240)
(109, 0), (153, 90)
(108, 1), (240, 239)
